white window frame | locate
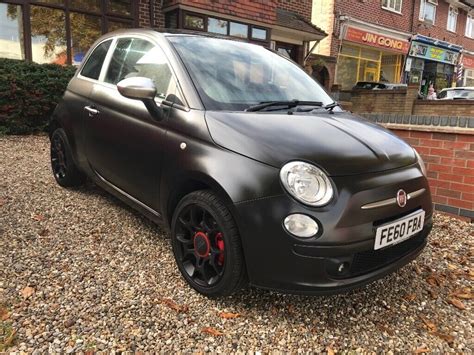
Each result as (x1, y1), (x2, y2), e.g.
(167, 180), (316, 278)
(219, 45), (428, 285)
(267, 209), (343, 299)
(466, 15), (474, 38)
(419, 0), (437, 24)
(381, 0), (402, 14)
(447, 6), (458, 33)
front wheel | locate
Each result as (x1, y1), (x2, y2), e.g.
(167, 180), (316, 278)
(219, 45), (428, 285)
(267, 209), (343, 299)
(171, 190), (247, 297)
(50, 128), (85, 187)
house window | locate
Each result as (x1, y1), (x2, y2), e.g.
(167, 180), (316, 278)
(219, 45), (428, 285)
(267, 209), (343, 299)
(466, 15), (474, 38)
(447, 6), (458, 32)
(251, 27), (267, 41)
(0, 3), (24, 60)
(419, 0), (437, 24)
(381, 0), (402, 13)
(229, 22), (248, 39)
(208, 17), (228, 35)
(0, 1), (136, 65)
(184, 14), (204, 30)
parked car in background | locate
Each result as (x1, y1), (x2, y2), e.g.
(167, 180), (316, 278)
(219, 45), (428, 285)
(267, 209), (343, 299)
(437, 87), (474, 100)
(49, 29), (432, 297)
(352, 82), (408, 90)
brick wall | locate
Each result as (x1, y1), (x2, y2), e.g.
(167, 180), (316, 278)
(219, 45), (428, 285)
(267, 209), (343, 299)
(392, 129), (474, 220)
(162, 0), (278, 24)
(313, 0), (474, 58)
(277, 0), (312, 20)
(414, 100), (474, 117)
(138, 0), (165, 27)
(350, 87), (418, 115)
(412, 0), (474, 50)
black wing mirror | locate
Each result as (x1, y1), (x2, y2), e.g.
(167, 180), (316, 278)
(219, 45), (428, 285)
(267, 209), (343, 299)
(117, 77), (163, 120)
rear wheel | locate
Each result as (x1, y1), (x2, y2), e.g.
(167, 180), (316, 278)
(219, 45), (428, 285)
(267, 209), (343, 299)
(171, 190), (247, 297)
(50, 128), (85, 187)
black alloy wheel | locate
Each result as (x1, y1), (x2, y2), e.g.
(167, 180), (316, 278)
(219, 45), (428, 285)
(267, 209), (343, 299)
(50, 128), (85, 187)
(171, 190), (247, 297)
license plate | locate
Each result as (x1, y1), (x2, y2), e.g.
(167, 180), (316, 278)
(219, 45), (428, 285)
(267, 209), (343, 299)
(374, 210), (425, 250)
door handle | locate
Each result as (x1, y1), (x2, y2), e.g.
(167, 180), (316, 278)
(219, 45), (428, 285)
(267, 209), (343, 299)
(84, 105), (100, 117)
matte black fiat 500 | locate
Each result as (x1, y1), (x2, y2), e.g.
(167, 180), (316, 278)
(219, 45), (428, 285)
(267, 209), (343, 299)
(50, 29), (433, 297)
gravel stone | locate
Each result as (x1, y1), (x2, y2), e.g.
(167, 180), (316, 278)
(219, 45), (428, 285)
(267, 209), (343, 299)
(0, 135), (472, 352)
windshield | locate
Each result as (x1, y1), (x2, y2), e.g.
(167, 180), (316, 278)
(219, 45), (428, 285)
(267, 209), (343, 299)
(168, 36), (333, 111)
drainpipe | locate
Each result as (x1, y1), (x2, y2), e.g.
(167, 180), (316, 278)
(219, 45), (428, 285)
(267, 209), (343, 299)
(149, 0), (155, 28)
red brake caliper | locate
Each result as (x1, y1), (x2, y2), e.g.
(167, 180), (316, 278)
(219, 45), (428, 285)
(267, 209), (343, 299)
(215, 232), (225, 266)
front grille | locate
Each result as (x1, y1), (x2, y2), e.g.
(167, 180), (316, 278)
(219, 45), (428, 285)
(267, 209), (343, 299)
(349, 232), (426, 277)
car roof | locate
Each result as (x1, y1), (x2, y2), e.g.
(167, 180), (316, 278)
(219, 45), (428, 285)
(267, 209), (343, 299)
(101, 27), (247, 42)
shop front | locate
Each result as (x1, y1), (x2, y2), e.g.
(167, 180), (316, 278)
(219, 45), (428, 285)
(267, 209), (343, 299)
(335, 25), (410, 90)
(406, 35), (462, 95)
(461, 52), (474, 87)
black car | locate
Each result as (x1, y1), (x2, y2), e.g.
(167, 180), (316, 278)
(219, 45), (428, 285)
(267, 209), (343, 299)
(50, 29), (433, 297)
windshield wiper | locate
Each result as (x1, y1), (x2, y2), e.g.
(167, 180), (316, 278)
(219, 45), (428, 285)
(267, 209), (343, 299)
(245, 100), (323, 112)
(323, 101), (340, 113)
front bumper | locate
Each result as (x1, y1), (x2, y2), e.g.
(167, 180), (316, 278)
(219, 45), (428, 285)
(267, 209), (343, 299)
(234, 164), (433, 294)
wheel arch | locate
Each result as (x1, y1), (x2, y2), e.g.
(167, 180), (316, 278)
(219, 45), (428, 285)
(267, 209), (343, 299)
(163, 171), (238, 232)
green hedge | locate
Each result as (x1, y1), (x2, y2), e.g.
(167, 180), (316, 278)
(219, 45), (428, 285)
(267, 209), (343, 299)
(0, 58), (76, 134)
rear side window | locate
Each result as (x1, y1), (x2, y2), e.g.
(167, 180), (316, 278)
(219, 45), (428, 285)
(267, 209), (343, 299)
(105, 38), (173, 99)
(81, 40), (112, 80)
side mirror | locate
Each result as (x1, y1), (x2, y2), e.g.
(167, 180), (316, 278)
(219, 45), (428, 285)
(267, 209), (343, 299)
(117, 77), (162, 120)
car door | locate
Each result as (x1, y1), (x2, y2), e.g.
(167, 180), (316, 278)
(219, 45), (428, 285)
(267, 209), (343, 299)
(84, 36), (181, 213)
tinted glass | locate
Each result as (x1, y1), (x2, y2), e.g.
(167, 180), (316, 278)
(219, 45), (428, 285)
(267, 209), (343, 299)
(31, 6), (67, 64)
(169, 36), (333, 111)
(108, 0), (131, 15)
(229, 22), (248, 38)
(70, 0), (101, 12)
(107, 20), (133, 32)
(251, 28), (267, 41)
(0, 4), (24, 60)
(185, 14), (204, 30)
(208, 18), (228, 35)
(70, 13), (102, 65)
(105, 38), (173, 99)
(81, 40), (111, 79)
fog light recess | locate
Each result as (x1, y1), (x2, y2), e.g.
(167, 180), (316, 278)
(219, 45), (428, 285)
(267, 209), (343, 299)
(284, 214), (319, 238)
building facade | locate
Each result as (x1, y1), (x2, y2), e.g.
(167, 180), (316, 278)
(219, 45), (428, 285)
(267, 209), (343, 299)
(0, 0), (325, 66)
(311, 0), (474, 92)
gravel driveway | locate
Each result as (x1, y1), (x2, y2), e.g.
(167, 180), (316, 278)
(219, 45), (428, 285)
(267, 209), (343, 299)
(0, 135), (472, 353)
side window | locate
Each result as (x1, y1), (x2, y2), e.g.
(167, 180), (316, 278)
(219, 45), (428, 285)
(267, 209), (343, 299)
(105, 38), (173, 100)
(81, 40), (112, 80)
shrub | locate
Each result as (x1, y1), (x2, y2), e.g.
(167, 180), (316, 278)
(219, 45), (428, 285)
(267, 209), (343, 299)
(0, 58), (76, 135)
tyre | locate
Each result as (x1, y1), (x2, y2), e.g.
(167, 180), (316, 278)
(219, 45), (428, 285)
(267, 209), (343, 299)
(171, 190), (247, 297)
(50, 128), (85, 187)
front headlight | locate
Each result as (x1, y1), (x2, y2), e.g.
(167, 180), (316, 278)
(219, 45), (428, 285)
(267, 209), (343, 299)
(280, 161), (334, 206)
(414, 149), (427, 176)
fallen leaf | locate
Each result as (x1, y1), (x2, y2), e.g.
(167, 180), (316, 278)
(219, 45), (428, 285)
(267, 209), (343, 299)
(433, 332), (455, 344)
(0, 198), (7, 207)
(218, 312), (241, 319)
(0, 306), (10, 321)
(450, 288), (473, 300)
(426, 273), (442, 287)
(31, 214), (45, 221)
(3, 328), (16, 348)
(20, 286), (35, 299)
(38, 229), (49, 237)
(414, 346), (430, 354)
(413, 264), (422, 275)
(419, 315), (437, 332)
(428, 289), (438, 299)
(326, 346), (335, 355)
(404, 293), (416, 302)
(201, 327), (223, 336)
(447, 263), (457, 271)
(161, 298), (188, 313)
(448, 297), (466, 310)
